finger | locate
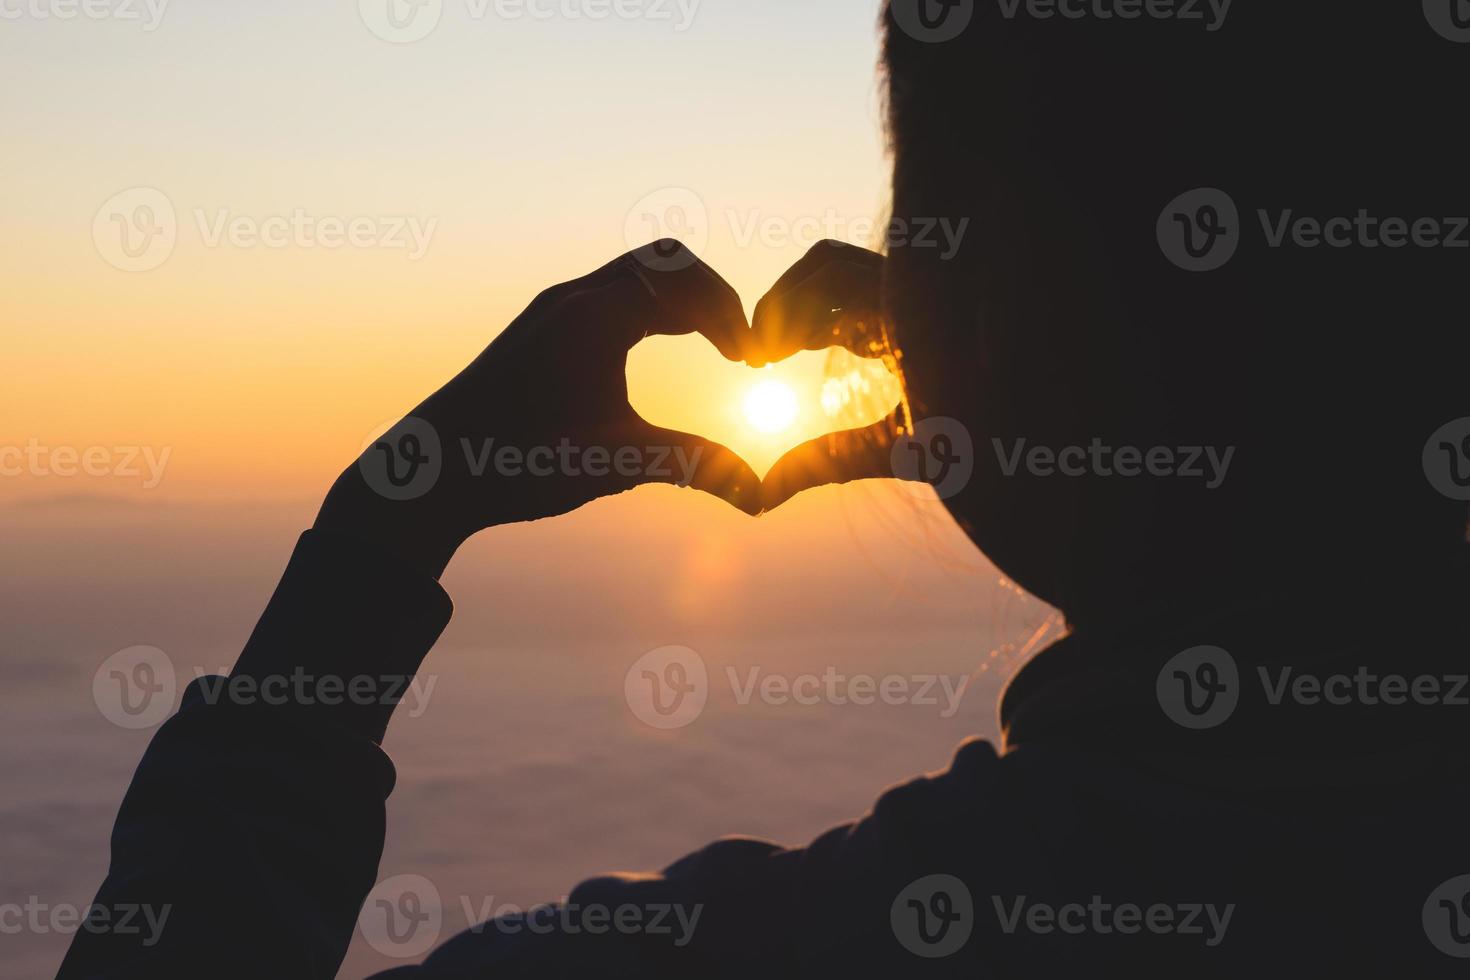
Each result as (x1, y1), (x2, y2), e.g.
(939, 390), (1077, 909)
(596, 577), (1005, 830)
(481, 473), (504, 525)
(752, 243), (886, 363)
(523, 250), (650, 318)
(619, 240), (754, 362)
(761, 412), (912, 511)
(754, 261), (885, 361)
(639, 424), (763, 517)
(762, 239), (883, 298)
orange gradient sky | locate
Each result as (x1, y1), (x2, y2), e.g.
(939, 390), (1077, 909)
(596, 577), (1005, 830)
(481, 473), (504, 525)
(1, 0), (897, 503)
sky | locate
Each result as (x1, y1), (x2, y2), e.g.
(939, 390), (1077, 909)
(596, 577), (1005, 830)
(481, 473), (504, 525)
(1, 0), (900, 500)
(0, 4), (1060, 976)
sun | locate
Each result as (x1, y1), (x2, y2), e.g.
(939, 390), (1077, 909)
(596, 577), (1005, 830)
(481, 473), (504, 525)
(743, 379), (799, 434)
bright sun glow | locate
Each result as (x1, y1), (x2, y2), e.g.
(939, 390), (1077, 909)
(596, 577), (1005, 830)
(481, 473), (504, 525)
(743, 379), (799, 434)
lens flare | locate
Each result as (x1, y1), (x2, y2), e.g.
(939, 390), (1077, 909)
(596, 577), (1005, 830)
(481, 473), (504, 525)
(743, 379), (799, 434)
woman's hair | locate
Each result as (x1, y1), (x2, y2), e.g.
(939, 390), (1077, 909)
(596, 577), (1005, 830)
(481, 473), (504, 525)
(877, 1), (1469, 564)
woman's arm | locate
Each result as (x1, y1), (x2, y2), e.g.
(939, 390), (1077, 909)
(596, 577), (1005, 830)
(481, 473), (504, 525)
(55, 529), (451, 979)
(56, 242), (762, 979)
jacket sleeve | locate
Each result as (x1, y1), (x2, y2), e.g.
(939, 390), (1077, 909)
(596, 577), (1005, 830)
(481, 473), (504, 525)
(379, 738), (1003, 980)
(56, 530), (453, 980)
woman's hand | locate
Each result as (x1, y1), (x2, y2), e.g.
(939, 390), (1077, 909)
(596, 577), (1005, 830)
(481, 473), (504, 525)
(315, 242), (763, 577)
(753, 241), (920, 511)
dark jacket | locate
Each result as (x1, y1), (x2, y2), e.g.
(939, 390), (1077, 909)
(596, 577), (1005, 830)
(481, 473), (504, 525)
(58, 532), (1470, 977)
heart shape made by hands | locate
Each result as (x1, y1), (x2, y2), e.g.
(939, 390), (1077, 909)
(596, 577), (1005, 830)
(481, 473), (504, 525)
(627, 333), (903, 480)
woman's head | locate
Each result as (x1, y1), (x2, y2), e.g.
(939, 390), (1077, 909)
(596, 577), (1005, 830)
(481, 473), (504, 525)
(879, 2), (1468, 625)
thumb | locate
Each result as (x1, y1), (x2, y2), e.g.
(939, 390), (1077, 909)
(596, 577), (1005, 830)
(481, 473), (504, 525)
(761, 413), (914, 511)
(639, 425), (763, 517)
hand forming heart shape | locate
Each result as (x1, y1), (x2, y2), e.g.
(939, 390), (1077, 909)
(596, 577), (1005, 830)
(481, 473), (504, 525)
(627, 334), (902, 481)
(632, 241), (915, 510)
(320, 240), (918, 578)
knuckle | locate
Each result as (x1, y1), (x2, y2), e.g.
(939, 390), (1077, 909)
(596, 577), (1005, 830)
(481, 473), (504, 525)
(536, 283), (572, 307)
(647, 237), (689, 257)
(618, 239), (693, 274)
